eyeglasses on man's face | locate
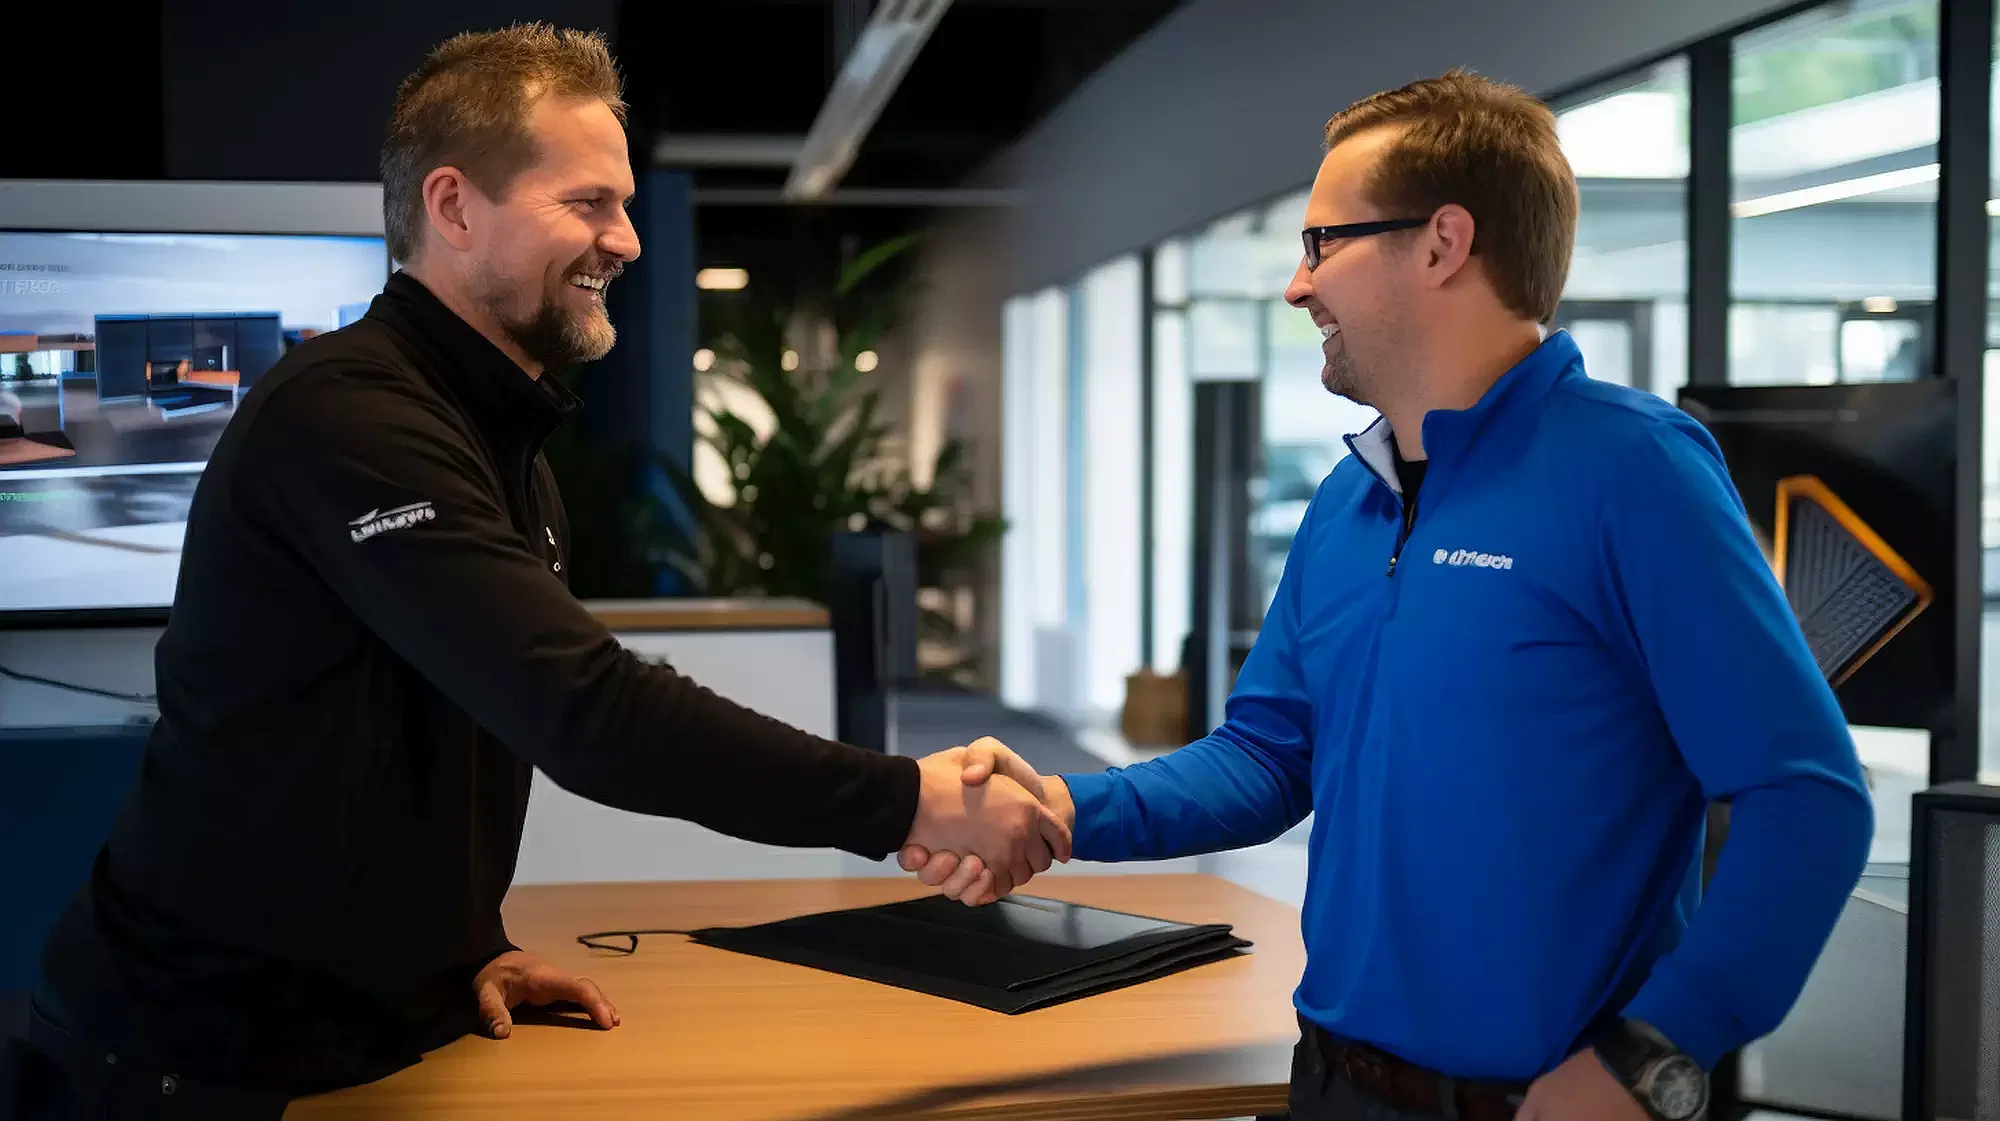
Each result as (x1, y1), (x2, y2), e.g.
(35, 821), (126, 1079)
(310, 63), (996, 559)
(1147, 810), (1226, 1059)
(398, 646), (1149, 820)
(1300, 217), (1430, 271)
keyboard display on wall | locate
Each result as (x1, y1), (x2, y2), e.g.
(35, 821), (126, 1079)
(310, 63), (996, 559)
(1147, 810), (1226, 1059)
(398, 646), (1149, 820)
(1773, 475), (1932, 687)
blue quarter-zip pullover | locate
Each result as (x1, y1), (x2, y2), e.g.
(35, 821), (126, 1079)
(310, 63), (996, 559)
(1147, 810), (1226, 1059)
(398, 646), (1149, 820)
(1063, 331), (1872, 1080)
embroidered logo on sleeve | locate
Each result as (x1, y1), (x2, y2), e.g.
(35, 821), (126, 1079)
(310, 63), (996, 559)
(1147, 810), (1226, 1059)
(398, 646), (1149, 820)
(349, 502), (436, 542)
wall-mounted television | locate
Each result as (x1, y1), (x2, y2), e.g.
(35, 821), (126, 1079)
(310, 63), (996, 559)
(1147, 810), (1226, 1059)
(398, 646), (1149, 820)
(0, 181), (388, 623)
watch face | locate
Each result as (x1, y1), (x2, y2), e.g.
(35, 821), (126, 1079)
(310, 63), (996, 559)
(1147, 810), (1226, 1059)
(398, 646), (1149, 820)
(1647, 1056), (1708, 1121)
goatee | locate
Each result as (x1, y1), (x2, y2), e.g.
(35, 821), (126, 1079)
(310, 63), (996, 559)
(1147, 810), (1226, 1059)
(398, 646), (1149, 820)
(505, 297), (616, 371)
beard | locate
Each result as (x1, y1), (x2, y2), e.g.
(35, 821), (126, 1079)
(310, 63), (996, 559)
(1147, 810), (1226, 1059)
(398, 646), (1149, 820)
(1321, 334), (1370, 407)
(478, 259), (618, 371)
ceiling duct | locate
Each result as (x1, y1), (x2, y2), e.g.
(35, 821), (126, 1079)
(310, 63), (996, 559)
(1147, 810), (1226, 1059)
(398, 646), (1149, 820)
(785, 0), (954, 202)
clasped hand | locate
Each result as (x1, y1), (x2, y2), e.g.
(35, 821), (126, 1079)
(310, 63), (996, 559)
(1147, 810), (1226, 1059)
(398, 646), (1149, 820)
(906, 738), (1076, 906)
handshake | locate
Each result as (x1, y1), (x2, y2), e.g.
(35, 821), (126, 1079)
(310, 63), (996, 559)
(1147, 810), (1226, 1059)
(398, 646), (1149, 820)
(902, 738), (1077, 907)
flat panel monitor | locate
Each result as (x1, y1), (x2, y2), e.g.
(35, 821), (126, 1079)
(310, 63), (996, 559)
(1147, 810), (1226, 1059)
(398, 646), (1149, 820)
(0, 227), (388, 619)
(1678, 380), (1956, 732)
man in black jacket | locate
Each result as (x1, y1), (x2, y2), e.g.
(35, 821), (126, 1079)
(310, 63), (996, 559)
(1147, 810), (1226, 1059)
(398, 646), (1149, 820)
(4, 24), (1065, 1120)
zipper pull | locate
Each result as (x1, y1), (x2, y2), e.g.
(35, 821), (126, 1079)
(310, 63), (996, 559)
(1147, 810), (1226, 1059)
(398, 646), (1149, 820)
(1386, 554), (1399, 577)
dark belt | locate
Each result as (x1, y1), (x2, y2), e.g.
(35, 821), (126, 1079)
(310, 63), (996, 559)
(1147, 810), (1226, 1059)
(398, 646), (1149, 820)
(1302, 1017), (1527, 1121)
(9, 994), (291, 1120)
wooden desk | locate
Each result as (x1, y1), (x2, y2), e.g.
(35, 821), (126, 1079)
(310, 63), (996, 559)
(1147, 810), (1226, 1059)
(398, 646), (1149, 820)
(586, 597), (831, 632)
(288, 875), (1302, 1120)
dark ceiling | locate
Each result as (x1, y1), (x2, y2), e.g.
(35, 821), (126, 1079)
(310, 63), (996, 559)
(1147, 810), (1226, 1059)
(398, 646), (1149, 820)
(4, 0), (1181, 308)
(630, 0), (1183, 304)
(627, 0), (1181, 190)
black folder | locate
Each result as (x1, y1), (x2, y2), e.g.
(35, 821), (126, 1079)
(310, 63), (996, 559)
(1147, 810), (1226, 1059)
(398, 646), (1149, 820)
(690, 894), (1252, 1014)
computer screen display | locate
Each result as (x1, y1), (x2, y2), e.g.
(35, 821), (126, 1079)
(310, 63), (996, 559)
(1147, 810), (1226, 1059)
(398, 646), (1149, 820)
(1679, 380), (1957, 732)
(0, 229), (388, 618)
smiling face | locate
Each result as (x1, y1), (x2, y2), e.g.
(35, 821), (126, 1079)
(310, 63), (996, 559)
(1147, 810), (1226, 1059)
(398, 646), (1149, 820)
(1282, 126), (1423, 409)
(454, 94), (640, 371)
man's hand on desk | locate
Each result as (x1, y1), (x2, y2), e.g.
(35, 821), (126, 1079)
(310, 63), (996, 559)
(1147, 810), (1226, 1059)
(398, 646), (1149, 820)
(907, 740), (1073, 906)
(473, 950), (618, 1039)
(902, 738), (1077, 906)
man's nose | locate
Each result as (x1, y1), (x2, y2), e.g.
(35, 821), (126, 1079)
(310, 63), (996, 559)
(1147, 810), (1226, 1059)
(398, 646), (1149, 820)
(602, 207), (642, 263)
(1284, 258), (1314, 308)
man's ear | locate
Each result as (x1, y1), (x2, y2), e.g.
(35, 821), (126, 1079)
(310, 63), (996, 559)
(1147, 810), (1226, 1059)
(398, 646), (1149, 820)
(1420, 203), (1477, 290)
(422, 167), (478, 254)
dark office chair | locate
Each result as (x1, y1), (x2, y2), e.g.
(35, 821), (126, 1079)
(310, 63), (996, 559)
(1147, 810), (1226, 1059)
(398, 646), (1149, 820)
(0, 724), (151, 996)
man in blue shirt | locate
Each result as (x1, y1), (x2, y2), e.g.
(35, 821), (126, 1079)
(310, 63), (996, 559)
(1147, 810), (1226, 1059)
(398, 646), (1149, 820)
(901, 70), (1871, 1121)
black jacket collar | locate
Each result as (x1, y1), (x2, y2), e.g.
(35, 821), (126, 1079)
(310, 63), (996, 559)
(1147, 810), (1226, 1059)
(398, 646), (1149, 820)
(365, 271), (580, 458)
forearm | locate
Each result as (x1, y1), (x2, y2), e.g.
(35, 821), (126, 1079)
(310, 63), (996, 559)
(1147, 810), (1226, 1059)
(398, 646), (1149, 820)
(546, 649), (920, 859)
(1060, 727), (1310, 862)
(1623, 772), (1872, 1067)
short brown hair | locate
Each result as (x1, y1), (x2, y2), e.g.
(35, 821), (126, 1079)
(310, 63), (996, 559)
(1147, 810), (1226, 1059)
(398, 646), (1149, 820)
(1323, 68), (1577, 323)
(381, 23), (627, 262)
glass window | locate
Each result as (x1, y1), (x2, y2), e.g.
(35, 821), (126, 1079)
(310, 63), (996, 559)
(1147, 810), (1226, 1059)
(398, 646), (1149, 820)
(1730, 0), (1939, 386)
(1029, 291), (1070, 631)
(1077, 257), (1145, 715)
(1729, 303), (1840, 385)
(1188, 208), (1302, 299)
(999, 295), (1037, 708)
(1555, 58), (1690, 399)
(1154, 238), (1190, 306)
(1187, 299), (1262, 379)
(1151, 307), (1192, 672)
(998, 288), (1072, 710)
(1150, 238), (1194, 674)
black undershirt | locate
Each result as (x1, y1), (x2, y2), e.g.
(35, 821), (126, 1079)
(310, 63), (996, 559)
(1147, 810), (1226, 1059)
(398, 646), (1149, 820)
(1394, 451), (1428, 545)
(1394, 450), (1428, 504)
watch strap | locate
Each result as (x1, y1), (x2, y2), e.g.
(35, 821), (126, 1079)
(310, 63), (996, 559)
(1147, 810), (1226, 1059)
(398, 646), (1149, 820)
(1593, 1018), (1655, 1084)
(1593, 1019), (1687, 1121)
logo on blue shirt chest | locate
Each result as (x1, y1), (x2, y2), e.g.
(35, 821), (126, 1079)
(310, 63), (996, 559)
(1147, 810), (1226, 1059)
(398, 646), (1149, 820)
(1432, 547), (1514, 570)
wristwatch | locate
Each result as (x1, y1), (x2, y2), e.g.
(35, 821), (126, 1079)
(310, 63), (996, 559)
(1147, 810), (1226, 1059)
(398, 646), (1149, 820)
(1593, 1019), (1709, 1121)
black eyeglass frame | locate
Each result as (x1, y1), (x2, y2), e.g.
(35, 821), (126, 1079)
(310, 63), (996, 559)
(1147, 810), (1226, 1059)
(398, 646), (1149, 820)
(1300, 217), (1431, 270)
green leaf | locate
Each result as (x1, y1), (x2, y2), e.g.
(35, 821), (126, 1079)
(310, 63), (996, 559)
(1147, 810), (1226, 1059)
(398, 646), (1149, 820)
(835, 233), (921, 298)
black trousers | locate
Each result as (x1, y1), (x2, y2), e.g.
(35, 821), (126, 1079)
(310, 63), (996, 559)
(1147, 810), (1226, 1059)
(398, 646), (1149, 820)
(0, 993), (289, 1121)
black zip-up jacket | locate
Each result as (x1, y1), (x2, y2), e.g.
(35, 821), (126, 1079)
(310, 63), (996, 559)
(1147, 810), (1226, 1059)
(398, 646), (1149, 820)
(37, 271), (920, 1089)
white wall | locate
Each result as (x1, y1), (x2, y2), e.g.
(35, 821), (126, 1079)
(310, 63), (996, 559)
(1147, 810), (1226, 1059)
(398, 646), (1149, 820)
(1076, 258), (1145, 714)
